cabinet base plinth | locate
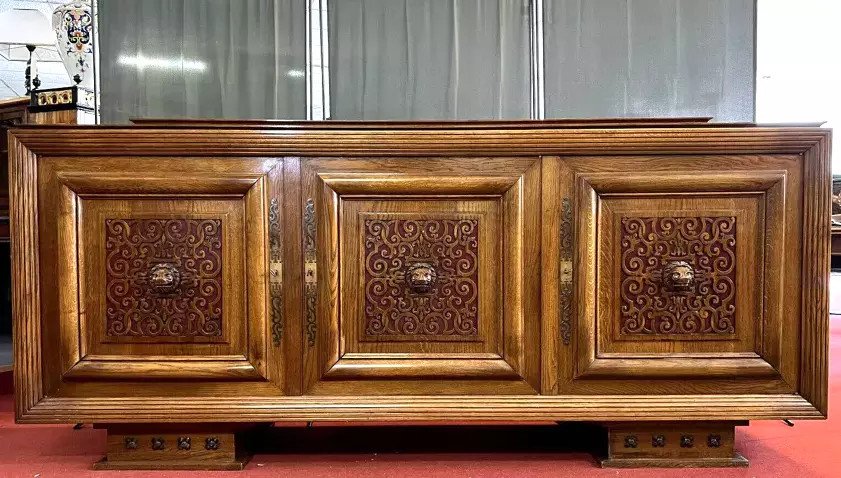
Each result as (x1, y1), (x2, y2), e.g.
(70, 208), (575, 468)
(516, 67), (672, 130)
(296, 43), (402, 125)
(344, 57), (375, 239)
(93, 425), (253, 471)
(599, 421), (749, 469)
(600, 455), (749, 468)
(93, 457), (249, 471)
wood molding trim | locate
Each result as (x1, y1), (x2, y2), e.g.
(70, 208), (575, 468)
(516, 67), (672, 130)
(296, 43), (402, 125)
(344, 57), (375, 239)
(800, 133), (832, 416)
(9, 126), (831, 157)
(9, 134), (42, 418)
(18, 394), (822, 423)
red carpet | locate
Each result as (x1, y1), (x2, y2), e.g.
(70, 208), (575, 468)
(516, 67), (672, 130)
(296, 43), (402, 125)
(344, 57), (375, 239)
(0, 321), (839, 477)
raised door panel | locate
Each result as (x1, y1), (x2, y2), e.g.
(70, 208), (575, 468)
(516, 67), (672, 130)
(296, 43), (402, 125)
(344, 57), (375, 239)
(550, 154), (802, 395)
(301, 157), (541, 394)
(34, 156), (286, 396)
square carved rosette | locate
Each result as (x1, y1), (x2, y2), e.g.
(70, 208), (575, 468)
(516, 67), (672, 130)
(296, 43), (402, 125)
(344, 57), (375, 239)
(618, 215), (737, 338)
(362, 216), (481, 340)
(104, 218), (224, 340)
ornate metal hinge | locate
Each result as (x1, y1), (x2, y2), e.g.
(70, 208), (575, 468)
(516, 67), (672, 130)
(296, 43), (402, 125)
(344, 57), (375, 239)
(304, 198), (317, 347)
(269, 197), (283, 346)
(559, 197), (573, 346)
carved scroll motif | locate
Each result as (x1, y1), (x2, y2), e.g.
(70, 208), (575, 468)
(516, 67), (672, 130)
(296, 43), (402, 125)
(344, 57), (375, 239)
(304, 198), (317, 347)
(269, 197), (283, 346)
(363, 217), (479, 339)
(559, 198), (573, 346)
(619, 216), (737, 336)
(104, 218), (223, 338)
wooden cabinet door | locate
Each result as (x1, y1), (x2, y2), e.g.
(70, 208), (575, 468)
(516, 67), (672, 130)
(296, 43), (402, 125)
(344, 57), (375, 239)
(28, 154), (286, 399)
(299, 157), (541, 394)
(548, 153), (810, 396)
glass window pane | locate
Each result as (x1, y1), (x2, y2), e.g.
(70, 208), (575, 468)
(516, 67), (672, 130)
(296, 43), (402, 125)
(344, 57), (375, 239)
(543, 0), (755, 121)
(329, 0), (532, 120)
(98, 0), (306, 123)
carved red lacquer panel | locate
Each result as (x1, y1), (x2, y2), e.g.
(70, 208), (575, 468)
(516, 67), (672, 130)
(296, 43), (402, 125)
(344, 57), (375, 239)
(364, 218), (479, 340)
(104, 218), (223, 338)
(619, 216), (736, 337)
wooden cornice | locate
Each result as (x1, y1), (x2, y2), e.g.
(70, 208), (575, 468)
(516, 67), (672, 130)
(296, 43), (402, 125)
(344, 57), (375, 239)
(9, 125), (831, 157)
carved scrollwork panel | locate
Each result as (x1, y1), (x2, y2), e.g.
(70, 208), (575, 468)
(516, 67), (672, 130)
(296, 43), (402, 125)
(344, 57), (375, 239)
(104, 218), (223, 339)
(304, 198), (317, 347)
(269, 197), (283, 346)
(363, 217), (480, 340)
(559, 198), (573, 346)
(619, 215), (736, 337)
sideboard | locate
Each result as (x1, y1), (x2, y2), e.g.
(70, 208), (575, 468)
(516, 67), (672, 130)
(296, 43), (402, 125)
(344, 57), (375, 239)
(8, 120), (831, 470)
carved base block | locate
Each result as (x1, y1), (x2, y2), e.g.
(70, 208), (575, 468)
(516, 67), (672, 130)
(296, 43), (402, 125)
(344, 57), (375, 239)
(599, 422), (749, 468)
(93, 425), (251, 471)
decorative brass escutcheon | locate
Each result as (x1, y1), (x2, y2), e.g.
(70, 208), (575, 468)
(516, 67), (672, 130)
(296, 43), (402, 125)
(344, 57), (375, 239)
(662, 260), (694, 292)
(559, 260), (573, 284)
(147, 263), (180, 294)
(406, 262), (437, 293)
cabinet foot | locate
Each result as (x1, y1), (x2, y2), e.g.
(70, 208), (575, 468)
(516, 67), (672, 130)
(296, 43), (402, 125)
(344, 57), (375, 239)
(93, 424), (254, 471)
(599, 421), (749, 468)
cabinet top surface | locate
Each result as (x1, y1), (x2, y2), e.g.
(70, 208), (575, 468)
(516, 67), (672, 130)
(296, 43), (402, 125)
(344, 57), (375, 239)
(126, 117), (724, 129)
(8, 118), (831, 158)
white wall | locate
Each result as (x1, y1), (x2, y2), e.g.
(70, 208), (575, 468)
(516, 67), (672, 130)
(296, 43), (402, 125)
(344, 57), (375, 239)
(0, 0), (71, 99)
(756, 0), (841, 171)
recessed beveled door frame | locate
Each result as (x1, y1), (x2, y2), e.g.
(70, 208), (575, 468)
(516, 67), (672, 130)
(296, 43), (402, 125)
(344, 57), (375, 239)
(574, 169), (789, 382)
(38, 157), (271, 382)
(301, 157), (541, 394)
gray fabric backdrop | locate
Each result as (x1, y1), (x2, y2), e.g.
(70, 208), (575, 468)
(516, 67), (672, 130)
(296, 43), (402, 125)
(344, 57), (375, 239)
(98, 0), (306, 122)
(328, 0), (532, 120)
(543, 0), (755, 121)
(98, 0), (755, 122)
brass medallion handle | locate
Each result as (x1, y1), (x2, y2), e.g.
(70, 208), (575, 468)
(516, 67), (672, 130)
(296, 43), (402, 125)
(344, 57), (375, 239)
(663, 260), (694, 292)
(147, 263), (180, 294)
(407, 263), (437, 293)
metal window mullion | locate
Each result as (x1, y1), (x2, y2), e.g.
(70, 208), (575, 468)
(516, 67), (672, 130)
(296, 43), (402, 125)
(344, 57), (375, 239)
(92, 0), (102, 123)
(529, 0), (545, 120)
(305, 0), (314, 120)
(306, 0), (329, 120)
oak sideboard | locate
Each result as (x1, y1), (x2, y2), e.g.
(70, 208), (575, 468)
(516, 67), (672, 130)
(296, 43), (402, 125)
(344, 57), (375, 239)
(8, 120), (831, 469)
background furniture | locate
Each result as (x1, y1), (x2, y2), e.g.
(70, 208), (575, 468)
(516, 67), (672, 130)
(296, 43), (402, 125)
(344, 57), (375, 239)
(0, 97), (29, 369)
(831, 177), (841, 261)
(0, 90), (92, 372)
(8, 120), (831, 470)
